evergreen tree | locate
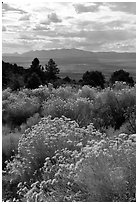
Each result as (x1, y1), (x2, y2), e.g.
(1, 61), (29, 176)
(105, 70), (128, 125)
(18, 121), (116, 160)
(45, 59), (60, 80)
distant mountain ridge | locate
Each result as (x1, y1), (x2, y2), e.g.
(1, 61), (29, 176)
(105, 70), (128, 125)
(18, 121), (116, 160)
(3, 48), (136, 59)
(2, 48), (136, 81)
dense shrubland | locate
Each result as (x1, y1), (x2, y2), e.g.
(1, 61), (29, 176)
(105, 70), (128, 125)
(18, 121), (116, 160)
(2, 82), (136, 202)
(2, 56), (136, 202)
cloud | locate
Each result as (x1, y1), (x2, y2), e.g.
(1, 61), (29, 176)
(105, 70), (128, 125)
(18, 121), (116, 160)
(44, 29), (135, 43)
(18, 34), (41, 41)
(74, 3), (101, 14)
(2, 2), (136, 53)
(48, 13), (62, 23)
(33, 25), (49, 31)
(108, 2), (136, 15)
(19, 14), (30, 21)
(2, 3), (27, 14)
(40, 12), (62, 26)
(2, 26), (7, 31)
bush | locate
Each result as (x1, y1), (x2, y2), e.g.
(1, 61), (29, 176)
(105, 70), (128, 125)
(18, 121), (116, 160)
(82, 71), (105, 88)
(91, 86), (136, 131)
(20, 113), (41, 133)
(52, 86), (77, 100)
(42, 97), (93, 127)
(110, 70), (134, 86)
(3, 91), (40, 127)
(4, 115), (136, 202)
(2, 132), (21, 168)
(6, 117), (97, 182)
(7, 119), (135, 201)
(77, 85), (97, 100)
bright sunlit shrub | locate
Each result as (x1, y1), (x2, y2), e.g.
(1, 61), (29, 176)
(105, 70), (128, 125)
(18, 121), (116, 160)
(14, 127), (135, 202)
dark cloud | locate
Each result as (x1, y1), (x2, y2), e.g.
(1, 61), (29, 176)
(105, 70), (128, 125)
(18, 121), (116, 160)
(74, 3), (101, 14)
(2, 25), (6, 31)
(19, 14), (30, 21)
(2, 3), (27, 14)
(40, 13), (62, 26)
(108, 2), (136, 15)
(48, 13), (62, 23)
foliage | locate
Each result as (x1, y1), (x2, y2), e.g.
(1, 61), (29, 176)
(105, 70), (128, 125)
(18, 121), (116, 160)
(26, 73), (42, 89)
(2, 90), (40, 127)
(2, 84), (136, 133)
(42, 97), (93, 127)
(82, 71), (105, 88)
(91, 86), (135, 131)
(77, 85), (97, 100)
(2, 132), (21, 168)
(31, 58), (40, 69)
(2, 61), (25, 90)
(2, 59), (136, 202)
(45, 59), (60, 80)
(2, 82), (136, 202)
(4, 116), (136, 202)
(110, 69), (134, 86)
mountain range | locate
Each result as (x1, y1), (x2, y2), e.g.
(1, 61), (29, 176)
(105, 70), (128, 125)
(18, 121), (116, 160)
(3, 48), (136, 59)
(2, 49), (136, 80)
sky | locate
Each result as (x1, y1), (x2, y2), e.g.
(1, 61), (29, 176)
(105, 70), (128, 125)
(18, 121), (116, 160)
(2, 1), (136, 53)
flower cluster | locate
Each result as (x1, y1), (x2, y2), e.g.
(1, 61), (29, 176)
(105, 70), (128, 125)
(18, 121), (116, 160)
(5, 116), (136, 202)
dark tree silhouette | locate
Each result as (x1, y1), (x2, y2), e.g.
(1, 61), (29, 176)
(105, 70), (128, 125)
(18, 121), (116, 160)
(27, 58), (47, 85)
(110, 69), (134, 86)
(45, 59), (60, 80)
(26, 72), (42, 89)
(63, 76), (71, 83)
(82, 71), (105, 88)
(31, 58), (40, 69)
(2, 61), (26, 90)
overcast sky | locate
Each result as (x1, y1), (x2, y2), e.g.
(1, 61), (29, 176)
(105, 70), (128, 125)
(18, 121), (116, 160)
(2, 1), (136, 53)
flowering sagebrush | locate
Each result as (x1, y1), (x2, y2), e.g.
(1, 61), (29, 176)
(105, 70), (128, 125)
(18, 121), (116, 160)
(3, 85), (136, 202)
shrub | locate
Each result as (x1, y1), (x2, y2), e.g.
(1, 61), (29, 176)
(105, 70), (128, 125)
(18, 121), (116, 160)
(31, 86), (51, 103)
(77, 85), (97, 100)
(20, 113), (41, 133)
(91, 86), (136, 130)
(110, 69), (134, 86)
(82, 71), (105, 88)
(2, 88), (12, 100)
(6, 116), (97, 182)
(52, 86), (77, 100)
(42, 97), (93, 127)
(112, 81), (130, 91)
(2, 132), (21, 168)
(15, 132), (135, 202)
(3, 92), (40, 127)
(4, 116), (136, 202)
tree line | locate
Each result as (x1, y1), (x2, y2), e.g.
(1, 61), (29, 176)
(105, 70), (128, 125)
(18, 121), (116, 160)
(2, 58), (135, 90)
